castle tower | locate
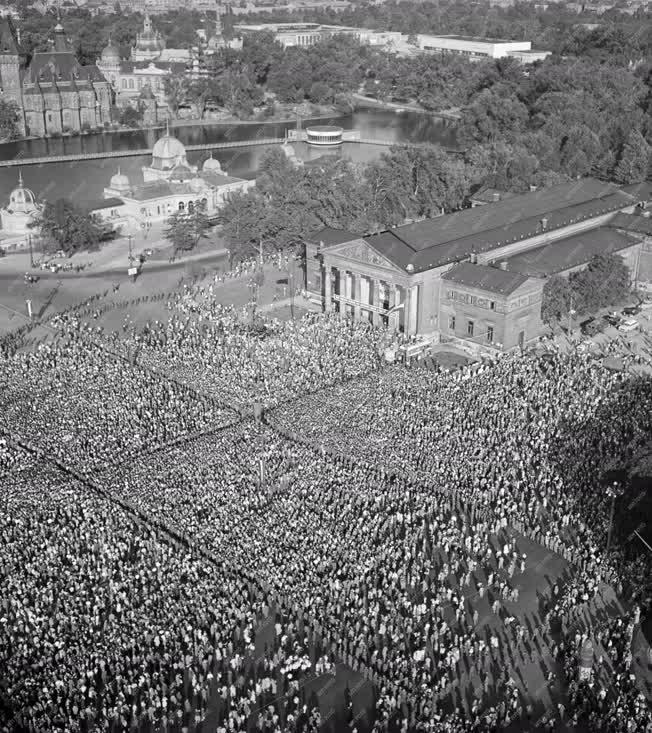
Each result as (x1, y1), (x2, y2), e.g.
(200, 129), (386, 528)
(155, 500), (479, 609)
(0, 16), (25, 137)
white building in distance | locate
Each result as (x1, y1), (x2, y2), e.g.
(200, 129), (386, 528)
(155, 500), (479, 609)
(93, 128), (254, 231)
(233, 23), (550, 62)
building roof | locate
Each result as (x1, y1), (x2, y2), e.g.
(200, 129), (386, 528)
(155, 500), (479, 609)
(423, 34), (518, 44)
(500, 227), (640, 277)
(27, 51), (108, 85)
(118, 60), (188, 74)
(469, 187), (517, 205)
(83, 197), (124, 212)
(442, 262), (529, 296)
(311, 226), (359, 246)
(620, 181), (652, 203)
(608, 212), (652, 237)
(201, 171), (247, 187)
(360, 179), (635, 273)
(128, 180), (176, 201)
(0, 17), (20, 55)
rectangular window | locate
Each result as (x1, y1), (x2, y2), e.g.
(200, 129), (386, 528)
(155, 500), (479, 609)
(518, 331), (525, 348)
(490, 301), (495, 310)
(486, 326), (494, 343)
(448, 315), (456, 331)
(467, 320), (474, 337)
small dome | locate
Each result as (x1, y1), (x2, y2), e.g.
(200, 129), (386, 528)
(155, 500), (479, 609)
(152, 129), (186, 166)
(202, 154), (222, 173)
(109, 168), (130, 192)
(169, 163), (193, 181)
(101, 41), (121, 64)
(8, 172), (37, 213)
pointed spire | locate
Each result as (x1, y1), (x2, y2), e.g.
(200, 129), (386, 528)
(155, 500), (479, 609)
(18, 169), (23, 187)
(165, 119), (170, 137)
(117, 166), (121, 176)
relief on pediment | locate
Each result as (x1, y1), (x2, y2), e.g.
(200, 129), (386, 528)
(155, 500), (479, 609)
(334, 240), (398, 271)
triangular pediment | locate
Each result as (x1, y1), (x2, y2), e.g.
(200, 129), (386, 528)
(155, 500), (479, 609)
(326, 237), (403, 273)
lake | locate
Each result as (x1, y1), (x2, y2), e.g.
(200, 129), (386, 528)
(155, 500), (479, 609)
(0, 108), (459, 203)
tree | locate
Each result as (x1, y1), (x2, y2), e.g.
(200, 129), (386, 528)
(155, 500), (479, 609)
(541, 275), (572, 324)
(118, 105), (143, 128)
(0, 100), (21, 141)
(460, 86), (529, 144)
(165, 204), (210, 254)
(614, 129), (651, 184)
(29, 198), (110, 255)
(164, 77), (188, 118)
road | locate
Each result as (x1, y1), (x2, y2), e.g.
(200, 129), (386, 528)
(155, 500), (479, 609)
(0, 249), (230, 282)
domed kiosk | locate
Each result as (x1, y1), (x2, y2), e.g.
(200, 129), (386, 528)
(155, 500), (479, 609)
(107, 168), (131, 196)
(100, 39), (121, 66)
(142, 124), (198, 182)
(0, 172), (41, 236)
(202, 153), (223, 174)
(306, 125), (344, 146)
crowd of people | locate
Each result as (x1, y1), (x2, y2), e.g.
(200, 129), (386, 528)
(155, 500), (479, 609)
(0, 443), (345, 733)
(0, 296), (650, 732)
(0, 337), (239, 470)
(55, 307), (387, 413)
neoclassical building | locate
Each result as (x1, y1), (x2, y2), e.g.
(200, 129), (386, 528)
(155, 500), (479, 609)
(0, 17), (112, 138)
(94, 128), (254, 230)
(305, 179), (651, 352)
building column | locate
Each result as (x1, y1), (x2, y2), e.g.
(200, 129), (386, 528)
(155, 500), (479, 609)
(323, 259), (332, 312)
(354, 273), (361, 320)
(390, 283), (398, 332)
(373, 279), (381, 326)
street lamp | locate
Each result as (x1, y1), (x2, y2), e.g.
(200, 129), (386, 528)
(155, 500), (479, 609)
(605, 481), (623, 554)
(567, 293), (576, 341)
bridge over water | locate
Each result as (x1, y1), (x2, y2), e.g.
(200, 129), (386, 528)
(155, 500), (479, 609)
(0, 136), (458, 168)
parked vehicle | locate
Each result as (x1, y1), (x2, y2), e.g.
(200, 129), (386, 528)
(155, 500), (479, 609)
(618, 318), (639, 332)
(603, 314), (621, 326)
(622, 305), (640, 316)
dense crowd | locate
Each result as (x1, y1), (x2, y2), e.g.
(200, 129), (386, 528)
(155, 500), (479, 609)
(61, 307), (386, 411)
(0, 444), (336, 733)
(0, 338), (239, 470)
(1, 306), (650, 732)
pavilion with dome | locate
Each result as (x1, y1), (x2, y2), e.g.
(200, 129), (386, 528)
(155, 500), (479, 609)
(0, 172), (41, 236)
(97, 128), (254, 229)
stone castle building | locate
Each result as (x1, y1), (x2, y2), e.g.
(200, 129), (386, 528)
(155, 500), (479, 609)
(0, 17), (112, 138)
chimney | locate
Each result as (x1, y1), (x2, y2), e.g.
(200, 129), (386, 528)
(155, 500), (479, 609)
(540, 217), (548, 231)
(470, 252), (478, 264)
(499, 261), (508, 271)
(492, 192), (500, 202)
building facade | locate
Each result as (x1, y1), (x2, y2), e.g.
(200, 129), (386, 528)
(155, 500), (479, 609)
(233, 22), (403, 50)
(93, 129), (254, 231)
(306, 179), (651, 351)
(0, 18), (112, 138)
(417, 34), (551, 62)
(439, 262), (544, 351)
